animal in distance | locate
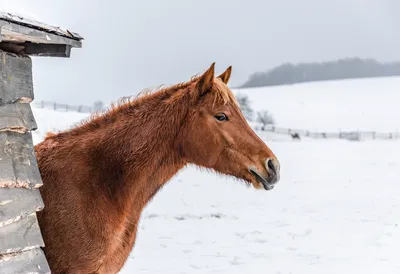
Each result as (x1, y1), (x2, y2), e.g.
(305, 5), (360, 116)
(34, 63), (281, 273)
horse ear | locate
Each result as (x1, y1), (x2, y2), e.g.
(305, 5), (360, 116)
(217, 66), (232, 84)
(196, 62), (215, 96)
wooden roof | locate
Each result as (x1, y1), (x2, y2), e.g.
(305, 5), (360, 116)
(0, 11), (83, 57)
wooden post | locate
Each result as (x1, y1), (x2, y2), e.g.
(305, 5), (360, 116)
(0, 12), (83, 273)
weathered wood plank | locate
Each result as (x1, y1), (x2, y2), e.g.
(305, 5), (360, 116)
(0, 103), (37, 132)
(0, 42), (73, 58)
(0, 188), (44, 227)
(0, 50), (33, 105)
(0, 214), (44, 254)
(0, 132), (43, 188)
(0, 19), (82, 48)
(24, 43), (72, 57)
(0, 11), (83, 41)
(0, 248), (50, 274)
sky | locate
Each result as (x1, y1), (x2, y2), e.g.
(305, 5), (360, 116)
(1, 0), (399, 106)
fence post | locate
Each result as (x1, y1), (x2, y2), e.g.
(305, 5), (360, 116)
(0, 12), (83, 273)
(93, 100), (104, 113)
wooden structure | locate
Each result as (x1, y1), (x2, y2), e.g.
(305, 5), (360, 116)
(0, 12), (83, 273)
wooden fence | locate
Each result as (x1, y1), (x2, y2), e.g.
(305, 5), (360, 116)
(255, 124), (400, 141)
(33, 100), (93, 113)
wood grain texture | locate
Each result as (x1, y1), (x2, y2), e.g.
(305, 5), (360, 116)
(0, 248), (50, 274)
(0, 19), (82, 49)
(0, 188), (44, 227)
(0, 103), (37, 132)
(0, 50), (33, 105)
(0, 132), (43, 188)
(0, 214), (44, 254)
(0, 11), (83, 41)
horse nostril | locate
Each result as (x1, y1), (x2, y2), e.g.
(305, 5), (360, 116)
(266, 158), (277, 175)
(265, 158), (280, 185)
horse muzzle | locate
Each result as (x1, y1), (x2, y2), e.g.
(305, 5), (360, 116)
(248, 158), (280, 191)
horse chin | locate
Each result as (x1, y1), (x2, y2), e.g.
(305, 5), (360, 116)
(249, 169), (275, 191)
(252, 180), (274, 191)
(251, 181), (265, 190)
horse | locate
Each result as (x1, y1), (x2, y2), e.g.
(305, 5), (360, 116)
(34, 63), (281, 273)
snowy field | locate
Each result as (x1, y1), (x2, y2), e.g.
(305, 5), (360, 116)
(234, 76), (400, 133)
(31, 77), (400, 274)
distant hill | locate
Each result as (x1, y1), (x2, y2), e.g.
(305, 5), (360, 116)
(239, 58), (400, 88)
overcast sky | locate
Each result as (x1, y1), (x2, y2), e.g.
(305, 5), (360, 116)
(1, 0), (399, 105)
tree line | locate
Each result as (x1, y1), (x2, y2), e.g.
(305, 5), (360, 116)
(240, 57), (400, 88)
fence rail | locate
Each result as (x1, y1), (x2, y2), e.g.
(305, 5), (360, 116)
(255, 124), (400, 141)
(31, 103), (400, 141)
(33, 100), (94, 113)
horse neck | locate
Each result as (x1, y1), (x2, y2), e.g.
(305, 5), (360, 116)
(95, 90), (190, 210)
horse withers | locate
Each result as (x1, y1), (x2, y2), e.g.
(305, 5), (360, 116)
(35, 63), (281, 273)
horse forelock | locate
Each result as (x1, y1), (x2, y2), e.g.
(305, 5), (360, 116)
(211, 78), (239, 108)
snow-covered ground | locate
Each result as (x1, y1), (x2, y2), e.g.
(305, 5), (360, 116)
(124, 141), (400, 274)
(234, 76), (400, 133)
(31, 76), (400, 274)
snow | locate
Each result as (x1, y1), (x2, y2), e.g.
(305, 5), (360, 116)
(125, 141), (400, 274)
(30, 76), (400, 273)
(31, 108), (89, 145)
(234, 76), (400, 133)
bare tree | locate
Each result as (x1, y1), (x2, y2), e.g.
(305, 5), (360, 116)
(236, 93), (254, 121)
(257, 110), (275, 130)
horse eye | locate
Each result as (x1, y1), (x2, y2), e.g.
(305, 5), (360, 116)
(215, 113), (228, 121)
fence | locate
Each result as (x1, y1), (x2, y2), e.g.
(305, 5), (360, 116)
(33, 100), (95, 113)
(32, 102), (400, 141)
(255, 124), (400, 141)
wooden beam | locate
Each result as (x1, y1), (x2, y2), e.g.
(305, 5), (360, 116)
(0, 248), (50, 274)
(0, 50), (34, 105)
(0, 42), (73, 57)
(0, 132), (43, 189)
(0, 103), (37, 132)
(0, 11), (82, 42)
(0, 188), (44, 227)
(0, 214), (44, 254)
(24, 43), (72, 57)
(0, 19), (82, 48)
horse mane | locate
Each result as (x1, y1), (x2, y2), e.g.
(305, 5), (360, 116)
(43, 73), (238, 140)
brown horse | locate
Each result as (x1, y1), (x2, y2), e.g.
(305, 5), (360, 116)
(34, 63), (280, 273)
